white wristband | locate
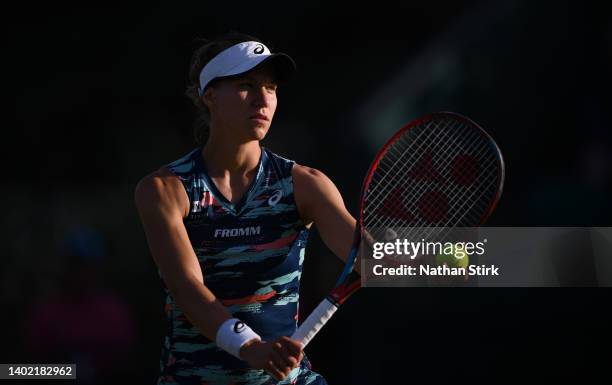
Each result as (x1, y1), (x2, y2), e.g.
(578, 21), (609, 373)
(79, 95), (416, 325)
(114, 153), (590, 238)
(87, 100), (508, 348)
(215, 318), (261, 359)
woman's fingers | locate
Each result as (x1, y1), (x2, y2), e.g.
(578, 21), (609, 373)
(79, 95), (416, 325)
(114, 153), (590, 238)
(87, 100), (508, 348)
(279, 336), (303, 357)
(273, 341), (299, 368)
(266, 358), (286, 381)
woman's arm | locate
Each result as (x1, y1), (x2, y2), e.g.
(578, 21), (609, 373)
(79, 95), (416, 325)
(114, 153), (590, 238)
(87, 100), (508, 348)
(134, 168), (301, 380)
(292, 164), (360, 273)
(135, 168), (232, 338)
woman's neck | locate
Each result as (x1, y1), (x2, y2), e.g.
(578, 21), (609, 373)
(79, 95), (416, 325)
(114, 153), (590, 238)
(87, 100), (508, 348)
(201, 135), (261, 178)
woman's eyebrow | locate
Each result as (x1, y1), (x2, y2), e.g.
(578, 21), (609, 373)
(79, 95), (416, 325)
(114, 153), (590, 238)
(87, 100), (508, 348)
(238, 74), (276, 85)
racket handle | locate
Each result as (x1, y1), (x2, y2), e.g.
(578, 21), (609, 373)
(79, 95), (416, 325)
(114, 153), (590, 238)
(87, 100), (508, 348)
(291, 298), (338, 347)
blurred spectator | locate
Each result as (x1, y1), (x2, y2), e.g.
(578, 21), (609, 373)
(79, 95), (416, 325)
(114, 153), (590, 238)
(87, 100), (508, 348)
(22, 224), (136, 384)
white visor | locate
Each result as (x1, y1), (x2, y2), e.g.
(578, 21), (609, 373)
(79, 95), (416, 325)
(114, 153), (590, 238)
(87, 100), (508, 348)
(198, 41), (296, 96)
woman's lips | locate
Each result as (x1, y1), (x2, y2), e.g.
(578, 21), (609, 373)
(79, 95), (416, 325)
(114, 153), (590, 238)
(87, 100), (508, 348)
(249, 114), (269, 121)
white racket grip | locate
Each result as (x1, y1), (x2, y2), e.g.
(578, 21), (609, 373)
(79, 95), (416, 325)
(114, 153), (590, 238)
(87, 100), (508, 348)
(291, 298), (338, 348)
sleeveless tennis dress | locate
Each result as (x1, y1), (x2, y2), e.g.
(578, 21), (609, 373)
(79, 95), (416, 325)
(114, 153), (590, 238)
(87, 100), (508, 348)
(157, 147), (327, 385)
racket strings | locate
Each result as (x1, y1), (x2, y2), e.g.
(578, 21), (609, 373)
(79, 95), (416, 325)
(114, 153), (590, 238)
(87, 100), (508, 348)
(389, 153), (497, 230)
(365, 119), (453, 217)
(374, 122), (445, 188)
(370, 118), (468, 220)
(408, 131), (498, 229)
(397, 121), (481, 210)
(373, 148), (498, 234)
(367, 138), (473, 239)
(379, 121), (483, 228)
(365, 118), (463, 226)
(369, 138), (459, 231)
(403, 156), (499, 243)
(366, 152), (500, 236)
(362, 117), (501, 242)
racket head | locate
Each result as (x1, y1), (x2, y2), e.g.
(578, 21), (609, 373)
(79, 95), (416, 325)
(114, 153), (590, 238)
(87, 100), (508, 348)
(330, 112), (504, 302)
(360, 111), (504, 231)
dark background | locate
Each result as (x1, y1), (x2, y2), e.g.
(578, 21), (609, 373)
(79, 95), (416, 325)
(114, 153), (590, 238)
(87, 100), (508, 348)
(3, 0), (612, 384)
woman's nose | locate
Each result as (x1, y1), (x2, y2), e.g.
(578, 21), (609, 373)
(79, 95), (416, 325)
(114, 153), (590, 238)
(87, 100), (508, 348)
(252, 87), (272, 107)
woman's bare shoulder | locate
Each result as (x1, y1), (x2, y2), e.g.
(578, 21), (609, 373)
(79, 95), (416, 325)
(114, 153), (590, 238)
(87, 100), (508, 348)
(134, 166), (189, 217)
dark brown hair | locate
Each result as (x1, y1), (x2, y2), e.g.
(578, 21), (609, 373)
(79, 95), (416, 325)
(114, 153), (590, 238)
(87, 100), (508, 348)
(186, 31), (263, 145)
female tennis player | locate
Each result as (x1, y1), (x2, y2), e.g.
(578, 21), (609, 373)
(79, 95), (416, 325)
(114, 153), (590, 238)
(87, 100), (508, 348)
(135, 31), (357, 384)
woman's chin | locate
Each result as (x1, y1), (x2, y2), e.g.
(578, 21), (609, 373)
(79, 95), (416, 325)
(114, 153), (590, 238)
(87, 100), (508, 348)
(246, 125), (269, 141)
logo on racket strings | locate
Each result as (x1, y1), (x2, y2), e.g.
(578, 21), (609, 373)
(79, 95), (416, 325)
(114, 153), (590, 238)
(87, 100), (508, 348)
(376, 151), (481, 223)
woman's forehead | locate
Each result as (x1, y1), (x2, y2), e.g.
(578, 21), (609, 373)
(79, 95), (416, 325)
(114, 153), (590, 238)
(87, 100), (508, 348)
(237, 62), (278, 82)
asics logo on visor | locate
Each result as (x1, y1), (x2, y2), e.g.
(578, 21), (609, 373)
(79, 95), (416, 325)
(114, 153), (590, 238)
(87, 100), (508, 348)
(254, 44), (265, 54)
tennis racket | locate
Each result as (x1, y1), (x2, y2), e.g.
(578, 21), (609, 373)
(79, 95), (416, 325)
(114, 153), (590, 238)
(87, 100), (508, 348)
(291, 111), (505, 347)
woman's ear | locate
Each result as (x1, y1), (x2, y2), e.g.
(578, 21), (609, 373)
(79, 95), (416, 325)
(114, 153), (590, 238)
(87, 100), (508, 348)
(202, 87), (214, 110)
